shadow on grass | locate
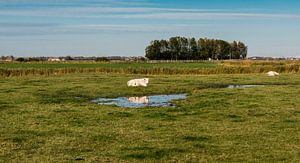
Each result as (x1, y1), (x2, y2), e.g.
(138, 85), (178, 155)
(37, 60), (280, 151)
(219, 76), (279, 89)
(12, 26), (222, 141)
(92, 134), (117, 143)
(107, 112), (134, 118)
(144, 112), (177, 121)
(8, 130), (48, 147)
(122, 147), (186, 160)
(182, 135), (210, 142)
(0, 103), (16, 112)
(227, 114), (246, 122)
(35, 90), (88, 104)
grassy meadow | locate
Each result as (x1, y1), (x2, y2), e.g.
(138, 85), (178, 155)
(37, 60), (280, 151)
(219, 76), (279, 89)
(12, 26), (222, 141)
(0, 61), (300, 162)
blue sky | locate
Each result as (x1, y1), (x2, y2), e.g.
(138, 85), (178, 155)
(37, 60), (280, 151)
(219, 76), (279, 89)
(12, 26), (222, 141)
(0, 0), (300, 57)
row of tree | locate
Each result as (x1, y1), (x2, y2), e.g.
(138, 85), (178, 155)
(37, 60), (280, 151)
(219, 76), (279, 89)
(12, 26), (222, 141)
(145, 37), (247, 60)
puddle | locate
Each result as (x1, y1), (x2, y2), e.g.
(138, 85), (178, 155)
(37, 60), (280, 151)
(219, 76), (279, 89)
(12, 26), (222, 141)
(199, 84), (268, 89)
(91, 85), (269, 108)
(226, 85), (267, 89)
(92, 94), (187, 108)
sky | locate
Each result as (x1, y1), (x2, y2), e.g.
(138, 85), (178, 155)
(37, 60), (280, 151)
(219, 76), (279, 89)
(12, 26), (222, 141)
(0, 0), (300, 57)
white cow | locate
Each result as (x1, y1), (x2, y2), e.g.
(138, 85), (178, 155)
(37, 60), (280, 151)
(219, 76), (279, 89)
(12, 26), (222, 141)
(127, 78), (149, 87)
(267, 71), (280, 77)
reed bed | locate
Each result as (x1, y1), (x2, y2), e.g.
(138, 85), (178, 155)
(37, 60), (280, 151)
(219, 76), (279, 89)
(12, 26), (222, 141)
(1, 61), (299, 77)
(223, 60), (299, 66)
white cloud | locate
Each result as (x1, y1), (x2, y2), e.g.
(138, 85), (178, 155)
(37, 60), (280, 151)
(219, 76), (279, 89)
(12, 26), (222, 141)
(68, 24), (210, 32)
(0, 7), (229, 17)
(0, 23), (212, 37)
(0, 4), (299, 21)
(102, 12), (300, 20)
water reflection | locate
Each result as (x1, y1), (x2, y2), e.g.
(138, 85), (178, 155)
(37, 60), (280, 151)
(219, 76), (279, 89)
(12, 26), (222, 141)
(128, 96), (149, 104)
(227, 85), (267, 89)
(200, 84), (268, 89)
(92, 94), (187, 108)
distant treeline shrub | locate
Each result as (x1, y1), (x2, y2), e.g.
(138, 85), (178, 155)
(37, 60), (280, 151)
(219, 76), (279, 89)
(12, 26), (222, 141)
(95, 57), (110, 62)
(15, 57), (48, 62)
(145, 36), (247, 60)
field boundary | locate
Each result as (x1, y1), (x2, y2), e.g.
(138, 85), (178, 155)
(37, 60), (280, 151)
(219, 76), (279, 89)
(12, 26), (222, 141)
(1, 64), (299, 77)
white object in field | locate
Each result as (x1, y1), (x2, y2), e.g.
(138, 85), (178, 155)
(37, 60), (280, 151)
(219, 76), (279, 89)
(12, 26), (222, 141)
(267, 71), (280, 76)
(127, 78), (149, 87)
(128, 96), (149, 104)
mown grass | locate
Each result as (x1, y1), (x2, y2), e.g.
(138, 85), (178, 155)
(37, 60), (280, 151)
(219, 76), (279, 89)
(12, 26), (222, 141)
(0, 70), (299, 162)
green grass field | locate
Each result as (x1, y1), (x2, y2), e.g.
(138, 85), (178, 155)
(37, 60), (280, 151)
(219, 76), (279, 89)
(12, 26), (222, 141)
(0, 62), (299, 162)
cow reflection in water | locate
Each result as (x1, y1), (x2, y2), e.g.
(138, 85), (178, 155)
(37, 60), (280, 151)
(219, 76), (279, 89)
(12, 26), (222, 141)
(128, 96), (149, 104)
(92, 94), (186, 108)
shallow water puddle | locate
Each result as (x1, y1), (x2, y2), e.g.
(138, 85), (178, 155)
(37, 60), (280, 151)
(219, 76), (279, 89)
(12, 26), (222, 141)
(92, 94), (187, 108)
(226, 85), (267, 89)
(91, 85), (268, 108)
(202, 84), (269, 89)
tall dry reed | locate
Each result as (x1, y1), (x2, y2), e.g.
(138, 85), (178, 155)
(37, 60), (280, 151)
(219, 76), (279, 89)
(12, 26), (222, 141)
(1, 62), (299, 77)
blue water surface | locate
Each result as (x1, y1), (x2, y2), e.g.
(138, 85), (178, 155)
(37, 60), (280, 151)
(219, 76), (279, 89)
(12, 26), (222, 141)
(92, 94), (187, 108)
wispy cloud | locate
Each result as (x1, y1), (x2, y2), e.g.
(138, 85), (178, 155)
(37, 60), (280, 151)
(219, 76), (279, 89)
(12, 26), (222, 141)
(0, 23), (212, 37)
(1, 0), (300, 37)
(0, 0), (152, 7)
(68, 24), (210, 32)
(109, 12), (300, 20)
(0, 4), (299, 20)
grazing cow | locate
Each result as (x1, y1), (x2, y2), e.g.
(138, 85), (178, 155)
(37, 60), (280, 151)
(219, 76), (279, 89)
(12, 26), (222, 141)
(127, 78), (149, 87)
(128, 96), (149, 104)
(267, 71), (280, 77)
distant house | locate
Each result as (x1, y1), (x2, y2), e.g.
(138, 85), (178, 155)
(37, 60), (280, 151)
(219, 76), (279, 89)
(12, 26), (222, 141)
(248, 56), (300, 61)
(248, 56), (264, 60)
(48, 58), (60, 62)
(48, 57), (64, 62)
(287, 57), (299, 61)
(1, 56), (14, 62)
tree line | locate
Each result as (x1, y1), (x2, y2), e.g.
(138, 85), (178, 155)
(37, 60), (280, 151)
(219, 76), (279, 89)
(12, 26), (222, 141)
(145, 37), (247, 60)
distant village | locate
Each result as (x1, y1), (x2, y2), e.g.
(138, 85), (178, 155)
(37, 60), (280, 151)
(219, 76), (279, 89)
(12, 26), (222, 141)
(247, 56), (299, 61)
(0, 55), (299, 62)
(0, 56), (147, 62)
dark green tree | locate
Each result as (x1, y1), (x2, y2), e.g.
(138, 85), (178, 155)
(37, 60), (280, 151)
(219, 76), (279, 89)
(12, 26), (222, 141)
(169, 37), (181, 60)
(16, 57), (26, 62)
(159, 40), (170, 60)
(198, 38), (207, 60)
(179, 37), (189, 60)
(216, 40), (231, 60)
(145, 37), (247, 60)
(189, 38), (198, 60)
(230, 41), (239, 59)
(145, 40), (161, 60)
(238, 42), (248, 59)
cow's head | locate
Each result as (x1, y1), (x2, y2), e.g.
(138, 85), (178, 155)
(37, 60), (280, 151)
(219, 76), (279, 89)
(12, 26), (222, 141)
(144, 78), (149, 84)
